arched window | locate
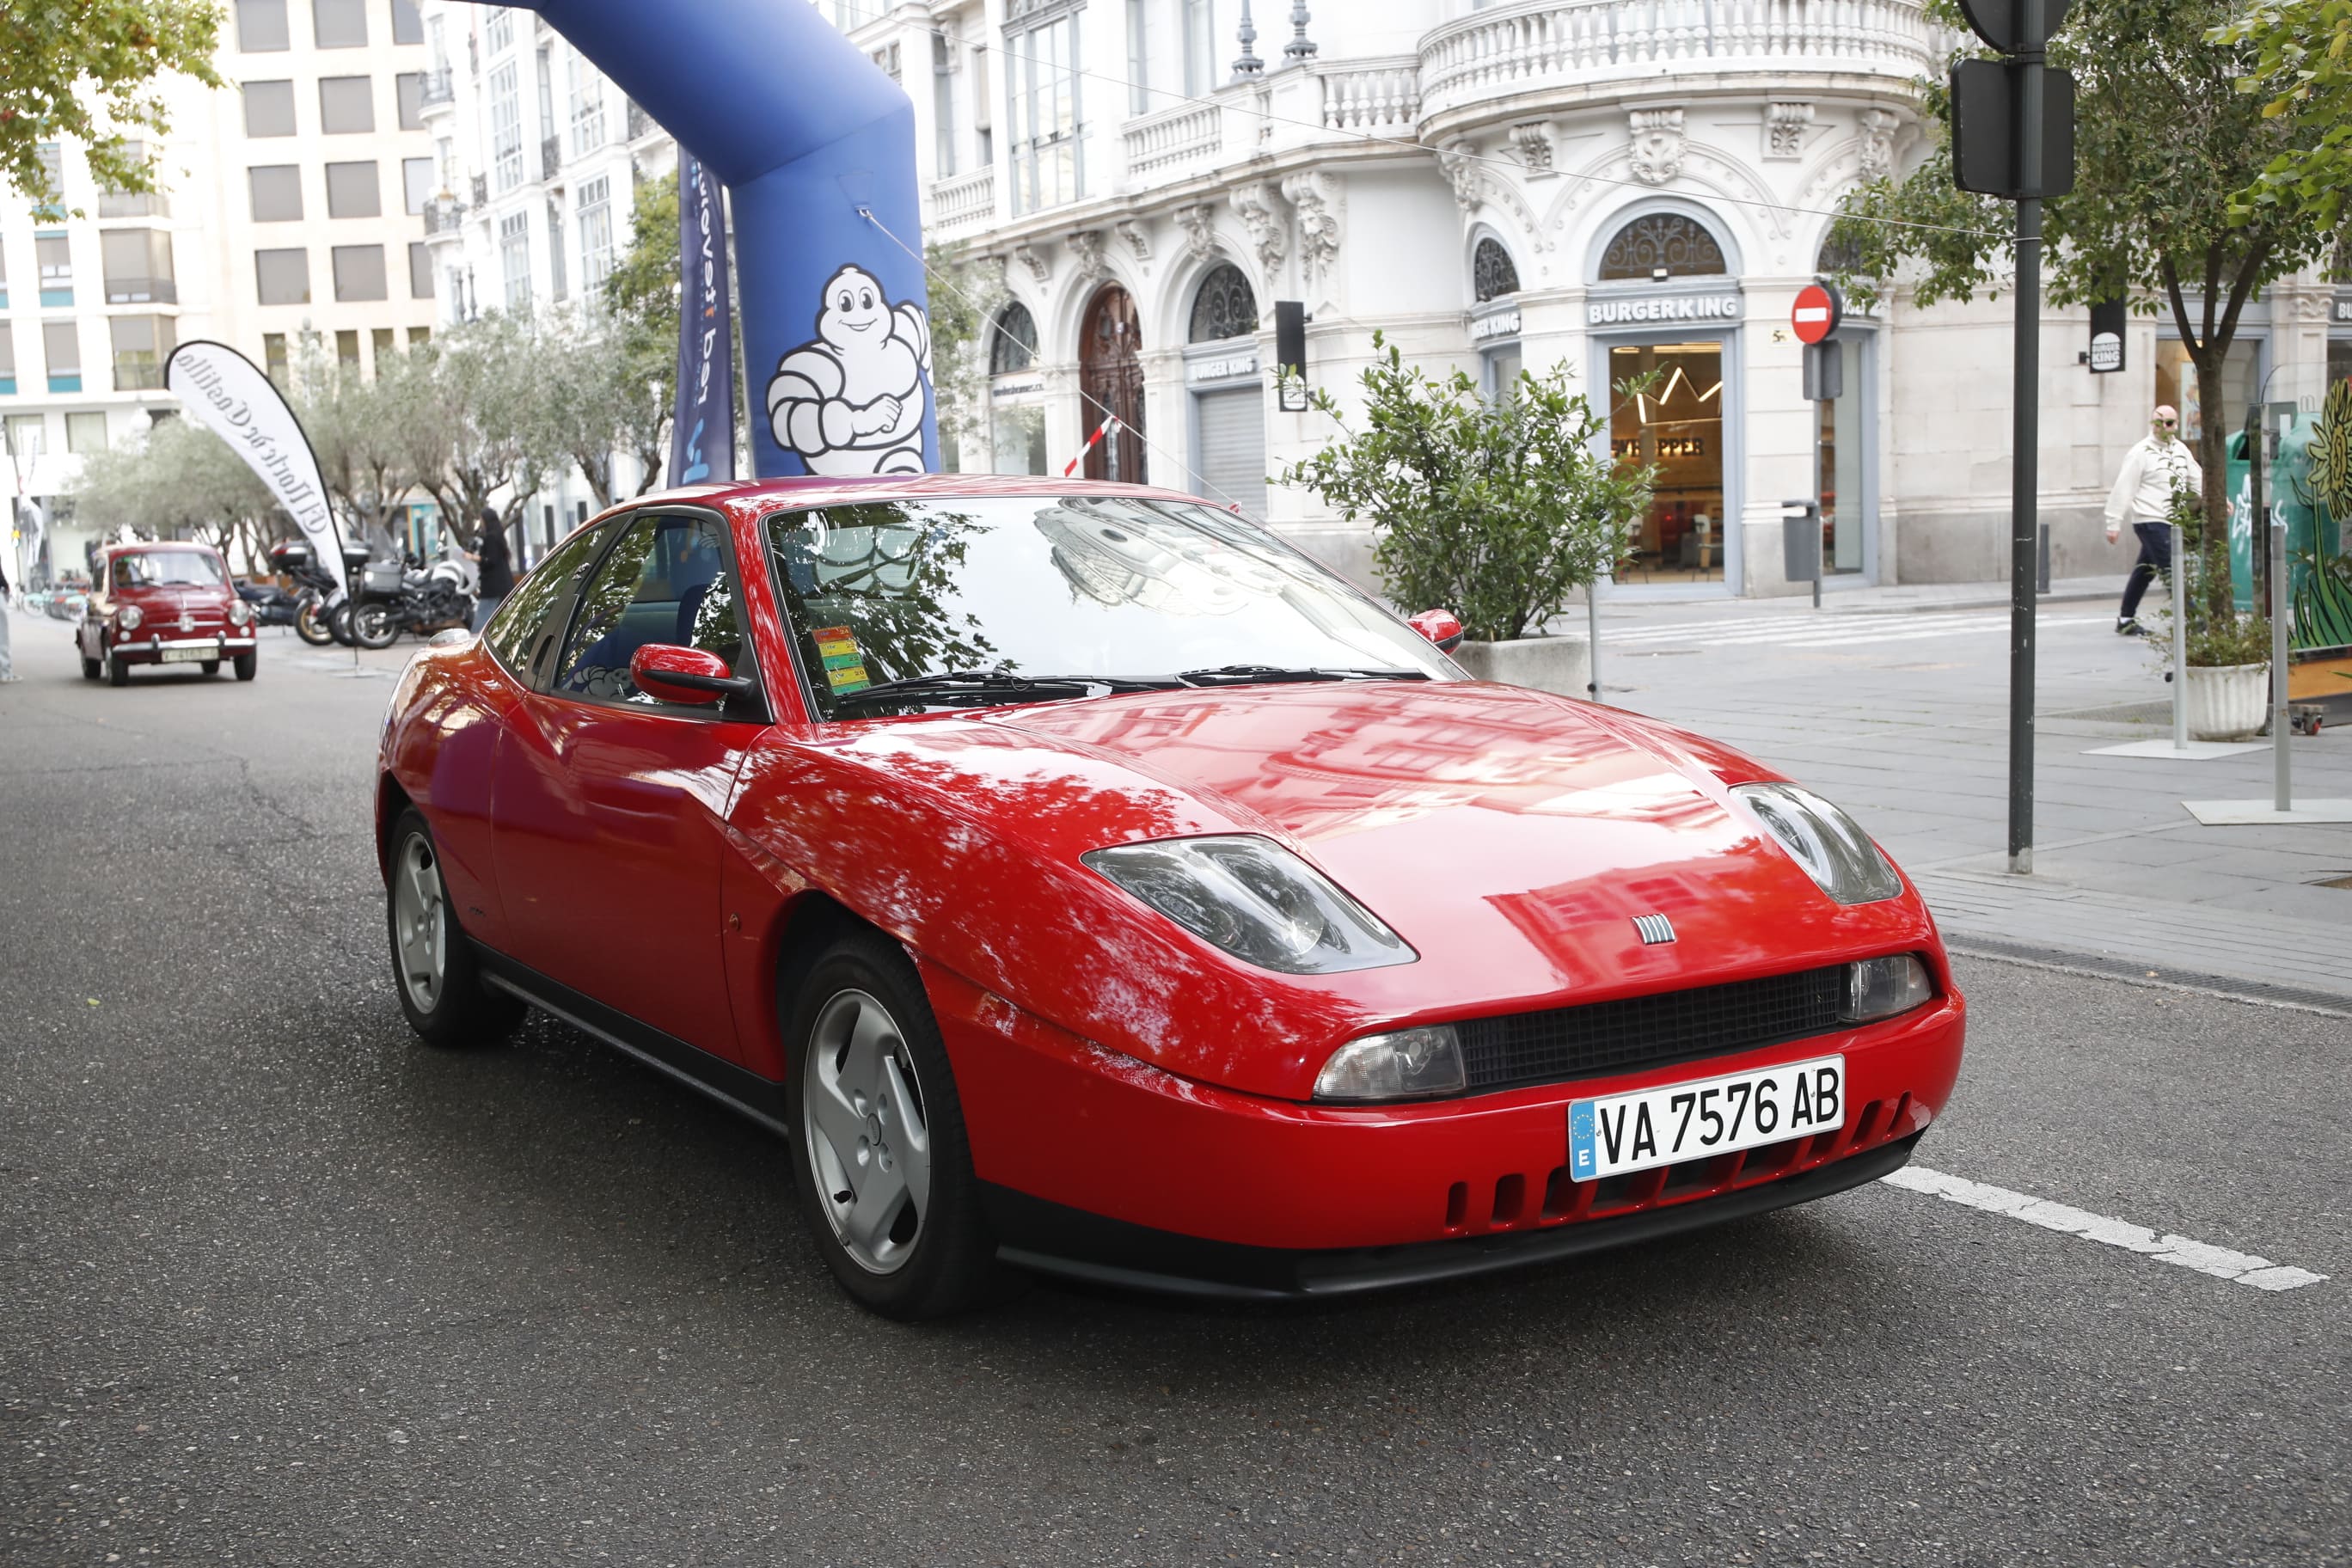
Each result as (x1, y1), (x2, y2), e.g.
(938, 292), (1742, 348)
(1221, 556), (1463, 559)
(1598, 213), (1727, 281)
(989, 302), (1038, 375)
(1816, 226), (1867, 278)
(1472, 237), (1520, 303)
(1187, 262), (1259, 343)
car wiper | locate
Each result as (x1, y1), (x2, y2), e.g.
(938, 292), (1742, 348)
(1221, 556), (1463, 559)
(1174, 665), (1434, 687)
(833, 670), (1183, 705)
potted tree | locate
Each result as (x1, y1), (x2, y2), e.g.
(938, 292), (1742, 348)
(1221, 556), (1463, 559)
(2155, 482), (2273, 738)
(1278, 334), (1653, 696)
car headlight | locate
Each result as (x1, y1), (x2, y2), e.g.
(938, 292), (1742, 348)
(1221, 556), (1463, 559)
(1313, 1025), (1466, 1102)
(1842, 954), (1934, 1022)
(227, 599), (254, 627)
(1732, 782), (1902, 904)
(1081, 835), (1415, 975)
(115, 603), (144, 631)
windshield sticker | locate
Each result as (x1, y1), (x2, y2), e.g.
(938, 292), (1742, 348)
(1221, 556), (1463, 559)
(812, 626), (871, 694)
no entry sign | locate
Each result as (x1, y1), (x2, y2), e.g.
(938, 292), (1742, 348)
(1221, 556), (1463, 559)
(1792, 283), (1842, 345)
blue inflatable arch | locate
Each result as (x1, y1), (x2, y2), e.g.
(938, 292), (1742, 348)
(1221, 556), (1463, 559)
(484, 1), (934, 478)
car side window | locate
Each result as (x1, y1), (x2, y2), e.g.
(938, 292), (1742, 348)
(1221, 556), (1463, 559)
(482, 523), (612, 683)
(550, 513), (746, 708)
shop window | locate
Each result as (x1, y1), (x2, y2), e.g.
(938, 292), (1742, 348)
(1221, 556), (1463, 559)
(993, 405), (1047, 475)
(1188, 263), (1259, 343)
(1473, 238), (1520, 303)
(1599, 213), (1727, 282)
(990, 302), (1038, 374)
(1608, 341), (1726, 585)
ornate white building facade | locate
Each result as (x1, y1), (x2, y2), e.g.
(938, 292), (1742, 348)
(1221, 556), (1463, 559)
(840, 0), (2351, 597)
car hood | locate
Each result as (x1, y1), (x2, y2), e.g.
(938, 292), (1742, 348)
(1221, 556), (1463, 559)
(989, 680), (1929, 1009)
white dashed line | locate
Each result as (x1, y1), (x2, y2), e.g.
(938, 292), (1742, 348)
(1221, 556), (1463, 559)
(1882, 1166), (2329, 1292)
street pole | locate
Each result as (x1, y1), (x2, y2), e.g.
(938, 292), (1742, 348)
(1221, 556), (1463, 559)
(2171, 522), (2188, 749)
(1586, 577), (1602, 701)
(2272, 511), (2291, 810)
(2006, 0), (2045, 875)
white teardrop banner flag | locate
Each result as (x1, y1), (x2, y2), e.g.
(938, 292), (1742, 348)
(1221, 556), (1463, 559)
(165, 340), (346, 593)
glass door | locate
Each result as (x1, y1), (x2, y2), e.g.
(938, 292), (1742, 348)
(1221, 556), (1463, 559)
(1609, 341), (1726, 585)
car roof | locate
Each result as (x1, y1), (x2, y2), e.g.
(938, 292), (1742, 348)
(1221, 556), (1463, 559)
(101, 540), (224, 558)
(623, 474), (1228, 522)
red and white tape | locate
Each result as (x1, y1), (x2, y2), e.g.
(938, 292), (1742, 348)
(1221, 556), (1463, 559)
(1062, 416), (1122, 477)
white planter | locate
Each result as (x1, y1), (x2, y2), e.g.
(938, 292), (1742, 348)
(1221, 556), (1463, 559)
(2183, 662), (2269, 741)
(1451, 634), (1590, 698)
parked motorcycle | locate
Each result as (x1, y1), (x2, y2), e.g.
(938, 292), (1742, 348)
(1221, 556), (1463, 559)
(236, 579), (302, 628)
(350, 554), (475, 650)
(270, 540), (370, 646)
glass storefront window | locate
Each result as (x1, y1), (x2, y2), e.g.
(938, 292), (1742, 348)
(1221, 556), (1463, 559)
(992, 404), (1047, 475)
(2155, 337), (2260, 449)
(1818, 336), (1865, 573)
(1609, 341), (1726, 583)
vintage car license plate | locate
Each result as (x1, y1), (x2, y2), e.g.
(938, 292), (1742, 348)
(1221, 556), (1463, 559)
(1569, 1054), (1845, 1181)
(159, 644), (214, 663)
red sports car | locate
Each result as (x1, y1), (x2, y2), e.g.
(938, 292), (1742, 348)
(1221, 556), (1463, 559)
(377, 477), (1963, 1318)
(79, 541), (260, 684)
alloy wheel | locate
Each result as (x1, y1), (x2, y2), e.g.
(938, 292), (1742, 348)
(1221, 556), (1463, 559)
(392, 833), (447, 1012)
(801, 989), (934, 1275)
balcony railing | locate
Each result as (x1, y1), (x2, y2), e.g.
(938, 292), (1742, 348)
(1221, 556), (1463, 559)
(419, 66), (455, 107)
(103, 276), (177, 304)
(1316, 58), (1421, 136)
(542, 134), (563, 181)
(422, 196), (466, 236)
(1418, 0), (1934, 120)
(97, 190), (169, 218)
(1121, 99), (1223, 182)
(929, 167), (995, 230)
(471, 173), (488, 206)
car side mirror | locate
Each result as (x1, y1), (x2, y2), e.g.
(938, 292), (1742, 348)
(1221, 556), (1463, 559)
(630, 644), (752, 706)
(1408, 609), (1466, 652)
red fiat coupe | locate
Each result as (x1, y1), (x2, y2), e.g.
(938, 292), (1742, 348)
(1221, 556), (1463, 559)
(78, 541), (260, 684)
(376, 477), (1963, 1318)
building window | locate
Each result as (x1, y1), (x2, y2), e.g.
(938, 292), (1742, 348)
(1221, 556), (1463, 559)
(263, 333), (290, 384)
(242, 79), (297, 137)
(1006, 9), (1082, 216)
(872, 42), (902, 82)
(319, 76), (376, 134)
(43, 322), (83, 393)
(1598, 213), (1728, 281)
(933, 30), (958, 176)
(407, 325), (431, 346)
(576, 175), (614, 297)
(96, 142), (168, 217)
(371, 327), (395, 365)
(115, 315), (181, 392)
(248, 164), (302, 220)
(332, 244), (387, 302)
(485, 7), (513, 54)
(325, 160), (381, 218)
(409, 241), (433, 299)
(336, 328), (361, 368)
(236, 0), (290, 52)
(401, 156), (433, 214)
(65, 412), (110, 455)
(313, 0), (366, 48)
(36, 234), (73, 306)
(567, 50), (605, 155)
(391, 0), (423, 46)
(1817, 227), (1866, 278)
(488, 62), (523, 191)
(255, 247), (310, 305)
(1125, 0), (1148, 114)
(395, 70), (426, 129)
(1188, 263), (1258, 342)
(33, 143), (64, 219)
(0, 324), (14, 395)
(499, 210), (530, 309)
(1183, 0), (1216, 97)
(101, 229), (175, 303)
(1473, 237), (1520, 303)
(989, 301), (1038, 374)
(6, 413), (48, 457)
(546, 199), (568, 302)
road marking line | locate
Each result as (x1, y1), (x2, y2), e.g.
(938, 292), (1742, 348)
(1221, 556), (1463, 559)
(1882, 1165), (2329, 1291)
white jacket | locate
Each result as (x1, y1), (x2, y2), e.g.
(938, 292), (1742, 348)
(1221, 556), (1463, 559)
(2104, 435), (2202, 529)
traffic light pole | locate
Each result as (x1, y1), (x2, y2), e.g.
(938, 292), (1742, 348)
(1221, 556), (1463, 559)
(2006, 0), (2046, 875)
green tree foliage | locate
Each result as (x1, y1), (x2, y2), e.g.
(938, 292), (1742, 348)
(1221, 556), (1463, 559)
(72, 414), (278, 570)
(0, 0), (224, 209)
(526, 309), (672, 506)
(601, 168), (679, 484)
(1278, 336), (1654, 642)
(1827, 0), (2327, 622)
(2212, 0), (2352, 232)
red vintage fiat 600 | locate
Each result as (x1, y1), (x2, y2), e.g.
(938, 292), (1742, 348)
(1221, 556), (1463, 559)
(78, 542), (259, 685)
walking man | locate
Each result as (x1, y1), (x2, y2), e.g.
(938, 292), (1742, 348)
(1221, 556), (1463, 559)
(2104, 403), (2202, 636)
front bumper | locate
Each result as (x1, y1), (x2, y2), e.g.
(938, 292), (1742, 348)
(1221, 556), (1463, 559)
(108, 634), (256, 665)
(926, 963), (1964, 1291)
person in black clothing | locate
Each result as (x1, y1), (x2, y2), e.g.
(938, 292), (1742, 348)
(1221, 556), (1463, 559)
(469, 505), (515, 632)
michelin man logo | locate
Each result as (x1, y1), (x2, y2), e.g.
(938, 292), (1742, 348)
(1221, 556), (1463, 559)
(766, 264), (933, 475)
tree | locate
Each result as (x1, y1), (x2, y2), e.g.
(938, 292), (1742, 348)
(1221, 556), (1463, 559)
(291, 335), (422, 553)
(2213, 0), (2352, 232)
(389, 314), (548, 548)
(1827, 0), (2328, 622)
(924, 241), (1007, 472)
(72, 415), (280, 570)
(1277, 336), (1654, 642)
(526, 309), (671, 507)
(1, 0), (224, 208)
(602, 168), (679, 487)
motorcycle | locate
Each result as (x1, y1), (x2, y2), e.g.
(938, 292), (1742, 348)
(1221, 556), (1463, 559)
(350, 553), (475, 650)
(270, 540), (371, 646)
(236, 579), (302, 628)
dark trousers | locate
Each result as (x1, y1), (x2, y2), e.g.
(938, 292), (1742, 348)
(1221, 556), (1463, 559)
(2119, 521), (2172, 620)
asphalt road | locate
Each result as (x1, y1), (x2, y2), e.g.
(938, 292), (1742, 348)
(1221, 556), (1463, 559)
(3, 619), (2345, 1567)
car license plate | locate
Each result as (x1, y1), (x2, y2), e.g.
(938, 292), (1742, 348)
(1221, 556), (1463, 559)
(1569, 1054), (1845, 1181)
(159, 644), (214, 663)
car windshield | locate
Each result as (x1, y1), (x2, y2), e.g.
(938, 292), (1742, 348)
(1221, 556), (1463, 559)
(113, 549), (225, 589)
(765, 495), (1456, 719)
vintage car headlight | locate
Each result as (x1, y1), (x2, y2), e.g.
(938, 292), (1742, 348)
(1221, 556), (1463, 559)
(1732, 782), (1902, 904)
(114, 603), (144, 631)
(1313, 1025), (1466, 1102)
(1841, 954), (1934, 1023)
(1081, 835), (1415, 975)
(226, 599), (254, 627)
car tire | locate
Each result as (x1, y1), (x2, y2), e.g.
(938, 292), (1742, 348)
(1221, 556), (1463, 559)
(783, 932), (997, 1320)
(234, 649), (257, 682)
(200, 659), (220, 677)
(107, 648), (128, 688)
(385, 807), (525, 1050)
(81, 653), (99, 681)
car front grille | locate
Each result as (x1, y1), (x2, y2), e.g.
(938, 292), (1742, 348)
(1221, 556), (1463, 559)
(1455, 964), (1849, 1092)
